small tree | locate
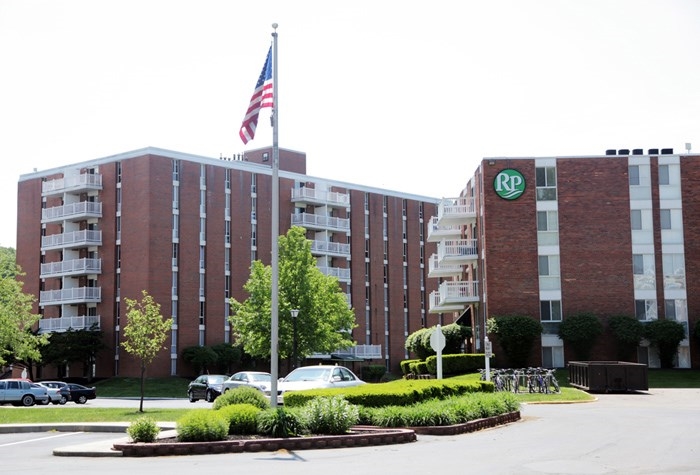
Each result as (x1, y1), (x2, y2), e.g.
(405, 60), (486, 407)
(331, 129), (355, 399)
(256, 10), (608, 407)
(608, 315), (644, 361)
(121, 290), (173, 412)
(181, 345), (218, 375)
(558, 312), (603, 361)
(644, 319), (686, 368)
(487, 315), (543, 368)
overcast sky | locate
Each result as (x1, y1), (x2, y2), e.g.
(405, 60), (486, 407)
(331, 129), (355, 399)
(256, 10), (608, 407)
(2, 0), (699, 249)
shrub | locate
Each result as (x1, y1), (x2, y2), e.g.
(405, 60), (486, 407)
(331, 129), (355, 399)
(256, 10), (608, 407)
(300, 396), (360, 434)
(256, 407), (303, 438)
(217, 403), (262, 435)
(644, 319), (686, 368)
(400, 359), (420, 376)
(361, 364), (386, 382)
(558, 312), (603, 360)
(212, 385), (270, 410)
(487, 315), (543, 367)
(608, 315), (644, 360)
(176, 410), (228, 442)
(126, 415), (160, 443)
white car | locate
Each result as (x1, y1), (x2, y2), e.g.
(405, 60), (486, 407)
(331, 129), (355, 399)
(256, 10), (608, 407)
(277, 365), (366, 404)
(35, 382), (67, 405)
(222, 371), (272, 395)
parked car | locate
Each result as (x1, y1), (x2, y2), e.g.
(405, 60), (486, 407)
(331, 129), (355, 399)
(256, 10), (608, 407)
(221, 371), (272, 396)
(35, 382), (67, 405)
(0, 379), (43, 406)
(59, 383), (97, 404)
(187, 374), (228, 402)
(278, 365), (366, 404)
(29, 383), (52, 405)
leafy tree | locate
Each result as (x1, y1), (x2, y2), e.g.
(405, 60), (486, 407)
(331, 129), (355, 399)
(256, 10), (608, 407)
(558, 312), (603, 361)
(229, 226), (356, 366)
(0, 247), (17, 279)
(0, 265), (48, 372)
(644, 319), (686, 368)
(405, 327), (433, 360)
(607, 315), (644, 361)
(211, 343), (242, 374)
(121, 290), (173, 412)
(40, 325), (106, 380)
(487, 315), (543, 368)
(181, 345), (218, 375)
(405, 324), (471, 359)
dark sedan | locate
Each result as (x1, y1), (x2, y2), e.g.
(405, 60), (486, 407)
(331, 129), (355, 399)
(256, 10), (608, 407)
(187, 374), (228, 402)
(60, 383), (97, 404)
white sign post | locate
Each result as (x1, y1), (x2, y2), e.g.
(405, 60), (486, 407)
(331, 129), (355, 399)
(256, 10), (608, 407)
(430, 324), (446, 379)
(484, 336), (492, 381)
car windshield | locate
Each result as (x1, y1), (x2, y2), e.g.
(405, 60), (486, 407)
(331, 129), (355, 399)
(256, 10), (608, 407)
(250, 374), (271, 382)
(284, 367), (331, 382)
(209, 375), (227, 384)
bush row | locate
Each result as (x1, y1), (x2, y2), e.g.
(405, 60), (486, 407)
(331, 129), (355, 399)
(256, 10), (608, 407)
(401, 354), (492, 377)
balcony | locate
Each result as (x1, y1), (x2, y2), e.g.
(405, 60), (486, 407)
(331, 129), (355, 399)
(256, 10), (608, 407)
(39, 286), (102, 306)
(40, 258), (102, 278)
(38, 315), (101, 333)
(436, 197), (476, 227)
(428, 254), (462, 278)
(41, 230), (102, 251)
(309, 344), (382, 361)
(318, 266), (351, 282)
(42, 173), (103, 196)
(291, 187), (350, 207)
(310, 239), (351, 257)
(437, 239), (478, 265)
(292, 213), (350, 232)
(42, 201), (102, 223)
(426, 216), (461, 242)
(429, 281), (479, 313)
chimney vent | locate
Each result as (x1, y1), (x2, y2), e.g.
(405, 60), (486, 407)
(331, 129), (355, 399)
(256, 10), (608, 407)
(661, 148), (674, 155)
(618, 149), (630, 156)
(605, 149), (616, 156)
(648, 148), (659, 155)
(632, 149), (643, 155)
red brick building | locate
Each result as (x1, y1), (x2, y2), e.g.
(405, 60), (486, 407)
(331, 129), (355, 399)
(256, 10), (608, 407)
(428, 148), (699, 369)
(16, 147), (443, 379)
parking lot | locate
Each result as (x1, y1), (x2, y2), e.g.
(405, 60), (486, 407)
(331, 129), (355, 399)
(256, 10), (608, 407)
(1, 388), (699, 473)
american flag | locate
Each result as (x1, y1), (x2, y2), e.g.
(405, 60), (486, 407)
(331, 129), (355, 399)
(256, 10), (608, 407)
(239, 47), (273, 144)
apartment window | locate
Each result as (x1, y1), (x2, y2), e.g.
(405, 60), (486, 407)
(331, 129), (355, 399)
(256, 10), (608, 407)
(658, 164), (670, 185)
(630, 209), (642, 230)
(538, 255), (559, 276)
(660, 209), (671, 229)
(628, 165), (640, 186)
(117, 162), (122, 183)
(225, 169), (231, 190)
(635, 299), (656, 321)
(537, 210), (558, 231)
(536, 167), (557, 201)
(541, 300), (562, 321)
(632, 254), (644, 274)
(172, 159), (180, 181)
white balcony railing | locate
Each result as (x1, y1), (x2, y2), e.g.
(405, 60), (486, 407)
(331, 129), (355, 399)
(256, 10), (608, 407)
(349, 344), (382, 359)
(291, 213), (350, 232)
(310, 239), (351, 257)
(39, 287), (102, 306)
(38, 315), (101, 333)
(436, 197), (477, 227)
(40, 258), (102, 278)
(318, 266), (351, 281)
(291, 187), (350, 207)
(426, 216), (461, 242)
(437, 239), (478, 265)
(42, 173), (103, 195)
(428, 254), (462, 278)
(42, 201), (102, 222)
(41, 230), (102, 250)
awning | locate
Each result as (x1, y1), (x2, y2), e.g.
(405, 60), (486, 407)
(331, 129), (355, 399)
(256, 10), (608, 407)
(455, 306), (472, 326)
(330, 353), (365, 362)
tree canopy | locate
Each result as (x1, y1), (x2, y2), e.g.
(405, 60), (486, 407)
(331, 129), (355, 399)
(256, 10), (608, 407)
(229, 226), (356, 364)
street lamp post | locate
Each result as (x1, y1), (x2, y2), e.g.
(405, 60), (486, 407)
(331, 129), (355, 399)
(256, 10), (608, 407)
(290, 309), (299, 369)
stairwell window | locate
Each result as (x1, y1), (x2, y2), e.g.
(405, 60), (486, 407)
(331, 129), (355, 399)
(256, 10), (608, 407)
(536, 167), (557, 201)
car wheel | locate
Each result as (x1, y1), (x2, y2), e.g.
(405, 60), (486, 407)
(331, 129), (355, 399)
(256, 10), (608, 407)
(205, 390), (214, 402)
(76, 395), (88, 404)
(59, 396), (67, 405)
(41, 398), (50, 405)
(21, 394), (35, 407)
(188, 391), (197, 403)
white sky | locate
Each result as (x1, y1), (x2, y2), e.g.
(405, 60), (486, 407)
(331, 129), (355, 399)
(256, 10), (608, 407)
(2, 0), (699, 249)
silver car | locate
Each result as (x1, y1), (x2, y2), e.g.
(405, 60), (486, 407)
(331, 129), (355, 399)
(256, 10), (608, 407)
(222, 371), (272, 395)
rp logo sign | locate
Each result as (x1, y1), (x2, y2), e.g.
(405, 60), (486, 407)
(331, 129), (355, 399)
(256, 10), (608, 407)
(494, 169), (526, 200)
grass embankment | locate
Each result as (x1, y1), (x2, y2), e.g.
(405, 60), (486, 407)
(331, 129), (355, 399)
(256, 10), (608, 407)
(1, 369), (698, 425)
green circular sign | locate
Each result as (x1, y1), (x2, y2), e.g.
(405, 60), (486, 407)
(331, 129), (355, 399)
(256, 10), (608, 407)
(493, 169), (526, 200)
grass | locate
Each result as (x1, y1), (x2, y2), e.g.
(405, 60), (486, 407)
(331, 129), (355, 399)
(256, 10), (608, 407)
(2, 369), (697, 425)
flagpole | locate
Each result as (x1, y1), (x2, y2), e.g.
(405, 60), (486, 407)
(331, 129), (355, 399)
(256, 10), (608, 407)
(269, 23), (280, 407)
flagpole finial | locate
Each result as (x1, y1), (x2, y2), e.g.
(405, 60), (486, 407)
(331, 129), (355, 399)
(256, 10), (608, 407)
(272, 22), (278, 30)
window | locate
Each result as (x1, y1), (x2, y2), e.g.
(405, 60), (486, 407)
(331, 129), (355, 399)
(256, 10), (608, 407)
(536, 167), (557, 201)
(537, 210), (558, 231)
(658, 164), (669, 185)
(635, 299), (656, 321)
(660, 209), (671, 229)
(628, 165), (640, 186)
(538, 255), (559, 276)
(632, 254), (644, 275)
(630, 209), (642, 230)
(540, 300), (562, 321)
